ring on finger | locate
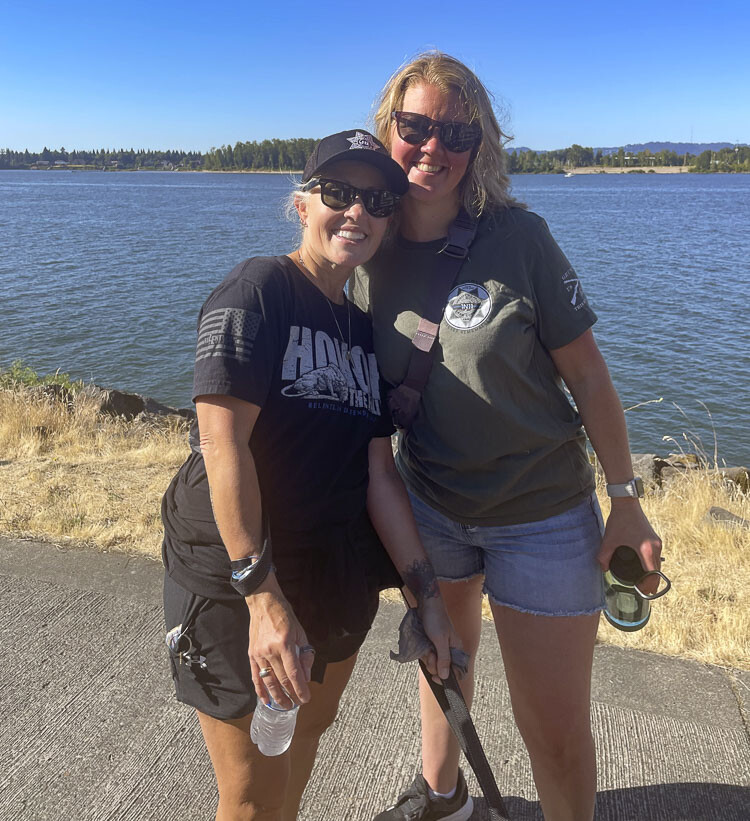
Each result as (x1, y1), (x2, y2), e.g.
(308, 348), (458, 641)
(299, 644), (315, 654)
(259, 667), (273, 678)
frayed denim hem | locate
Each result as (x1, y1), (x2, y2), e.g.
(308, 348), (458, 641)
(435, 571), (484, 584)
(485, 591), (605, 618)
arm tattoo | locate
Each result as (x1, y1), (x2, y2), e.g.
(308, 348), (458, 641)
(402, 558), (439, 603)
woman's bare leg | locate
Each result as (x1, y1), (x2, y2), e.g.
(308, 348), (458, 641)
(491, 604), (600, 821)
(419, 576), (484, 794)
(281, 653), (359, 820)
(198, 710), (289, 821)
(197, 653), (357, 821)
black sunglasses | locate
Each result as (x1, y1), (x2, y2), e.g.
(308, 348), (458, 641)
(302, 177), (400, 218)
(392, 111), (481, 153)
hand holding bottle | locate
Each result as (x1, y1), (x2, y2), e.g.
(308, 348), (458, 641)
(604, 545), (671, 631)
(246, 571), (314, 709)
(250, 645), (310, 756)
(597, 498), (663, 595)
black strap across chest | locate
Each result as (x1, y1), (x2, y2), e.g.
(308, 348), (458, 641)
(400, 208), (478, 394)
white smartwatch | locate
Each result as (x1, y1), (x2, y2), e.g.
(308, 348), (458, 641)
(606, 477), (644, 498)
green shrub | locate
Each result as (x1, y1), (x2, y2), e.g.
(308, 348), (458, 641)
(0, 360), (83, 391)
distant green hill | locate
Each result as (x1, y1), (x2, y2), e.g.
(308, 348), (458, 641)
(508, 141), (745, 155)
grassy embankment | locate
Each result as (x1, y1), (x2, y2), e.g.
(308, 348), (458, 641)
(1, 371), (748, 670)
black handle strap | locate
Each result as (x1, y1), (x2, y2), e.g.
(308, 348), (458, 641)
(419, 660), (511, 821)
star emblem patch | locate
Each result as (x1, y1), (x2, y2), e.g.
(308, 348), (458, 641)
(444, 283), (492, 330)
(347, 132), (379, 151)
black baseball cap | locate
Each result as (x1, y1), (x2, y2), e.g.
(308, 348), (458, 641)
(302, 130), (409, 195)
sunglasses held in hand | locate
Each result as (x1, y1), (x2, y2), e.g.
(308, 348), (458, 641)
(392, 111), (482, 153)
(302, 177), (401, 218)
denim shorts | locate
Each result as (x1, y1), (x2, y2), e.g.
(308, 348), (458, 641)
(408, 491), (606, 616)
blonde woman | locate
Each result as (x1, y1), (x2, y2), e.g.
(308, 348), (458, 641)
(351, 54), (662, 821)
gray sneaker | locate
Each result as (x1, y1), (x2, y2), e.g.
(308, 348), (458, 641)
(373, 770), (473, 821)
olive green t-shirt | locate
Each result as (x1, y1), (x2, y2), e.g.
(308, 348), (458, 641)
(349, 207), (597, 525)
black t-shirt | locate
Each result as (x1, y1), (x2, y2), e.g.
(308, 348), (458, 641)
(162, 255), (394, 599)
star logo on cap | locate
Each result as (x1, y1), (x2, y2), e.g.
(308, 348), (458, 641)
(347, 132), (378, 151)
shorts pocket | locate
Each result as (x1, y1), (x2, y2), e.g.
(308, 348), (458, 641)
(163, 574), (210, 679)
(589, 493), (605, 537)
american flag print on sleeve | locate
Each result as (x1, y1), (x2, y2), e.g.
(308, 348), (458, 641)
(195, 307), (262, 364)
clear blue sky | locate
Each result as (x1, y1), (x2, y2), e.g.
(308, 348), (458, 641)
(2, 0), (748, 152)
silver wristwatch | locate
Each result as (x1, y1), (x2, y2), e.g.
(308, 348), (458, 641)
(606, 477), (644, 498)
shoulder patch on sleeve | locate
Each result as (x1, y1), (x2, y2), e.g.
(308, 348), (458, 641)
(561, 267), (589, 311)
(196, 307), (262, 363)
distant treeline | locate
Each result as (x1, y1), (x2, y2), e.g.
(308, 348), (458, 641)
(203, 139), (317, 171)
(2, 141), (749, 173)
(0, 142), (315, 171)
(689, 145), (750, 172)
(0, 147), (202, 170)
(507, 144), (750, 173)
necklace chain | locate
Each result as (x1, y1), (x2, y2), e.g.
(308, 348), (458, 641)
(296, 251), (352, 361)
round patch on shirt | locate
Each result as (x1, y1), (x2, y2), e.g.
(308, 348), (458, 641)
(444, 284), (492, 331)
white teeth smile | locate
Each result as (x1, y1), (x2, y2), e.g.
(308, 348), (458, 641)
(335, 230), (365, 240)
(416, 162), (441, 173)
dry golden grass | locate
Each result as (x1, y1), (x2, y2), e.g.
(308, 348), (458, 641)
(592, 470), (750, 669)
(1, 385), (748, 669)
(0, 386), (189, 555)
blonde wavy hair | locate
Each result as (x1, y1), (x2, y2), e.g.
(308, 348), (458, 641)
(372, 51), (522, 217)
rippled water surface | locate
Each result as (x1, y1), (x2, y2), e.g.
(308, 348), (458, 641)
(2, 170), (748, 464)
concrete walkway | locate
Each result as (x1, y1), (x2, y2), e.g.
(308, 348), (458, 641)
(1, 536), (748, 820)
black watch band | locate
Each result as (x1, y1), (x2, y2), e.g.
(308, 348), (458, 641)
(229, 537), (273, 597)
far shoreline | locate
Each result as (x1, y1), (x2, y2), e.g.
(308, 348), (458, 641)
(564, 165), (690, 175)
(6, 166), (748, 176)
(192, 166), (695, 175)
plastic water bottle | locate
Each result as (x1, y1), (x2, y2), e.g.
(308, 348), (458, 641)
(603, 545), (671, 632)
(250, 689), (299, 756)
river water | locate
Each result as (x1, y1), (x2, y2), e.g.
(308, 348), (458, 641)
(1, 170), (748, 465)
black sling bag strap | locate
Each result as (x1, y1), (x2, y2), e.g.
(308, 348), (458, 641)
(419, 660), (511, 820)
(387, 208), (478, 429)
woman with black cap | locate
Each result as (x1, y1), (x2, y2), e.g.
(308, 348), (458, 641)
(161, 129), (459, 821)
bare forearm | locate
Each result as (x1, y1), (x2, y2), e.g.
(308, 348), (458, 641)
(552, 333), (661, 566)
(201, 441), (264, 562)
(567, 357), (635, 484)
(202, 441), (291, 608)
(367, 437), (460, 679)
(367, 465), (439, 604)
(195, 397), (288, 614)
